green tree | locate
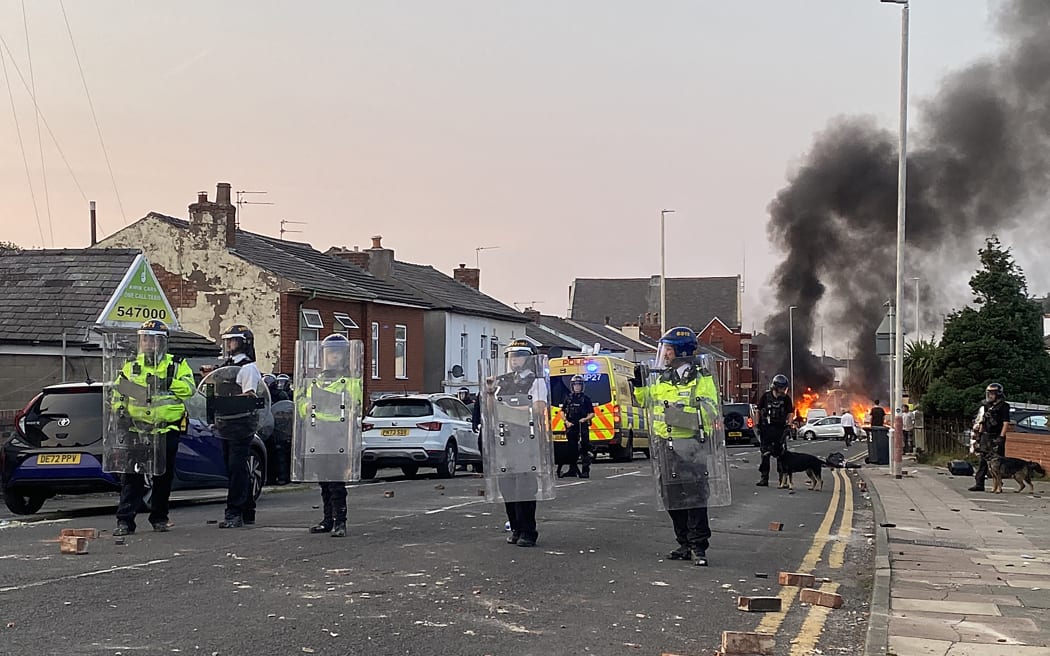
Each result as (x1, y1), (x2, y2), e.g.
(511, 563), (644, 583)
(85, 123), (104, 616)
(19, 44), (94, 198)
(925, 236), (1050, 417)
(903, 338), (939, 402)
(0, 240), (21, 251)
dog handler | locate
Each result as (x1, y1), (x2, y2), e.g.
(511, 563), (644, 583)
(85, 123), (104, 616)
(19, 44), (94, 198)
(969, 383), (1011, 493)
(756, 375), (793, 487)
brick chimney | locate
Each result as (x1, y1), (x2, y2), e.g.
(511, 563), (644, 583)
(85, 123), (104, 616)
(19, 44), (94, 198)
(640, 312), (662, 341)
(365, 235), (394, 280)
(453, 263), (480, 290)
(621, 323), (642, 341)
(523, 307), (541, 322)
(188, 182), (237, 249)
(326, 245), (372, 270)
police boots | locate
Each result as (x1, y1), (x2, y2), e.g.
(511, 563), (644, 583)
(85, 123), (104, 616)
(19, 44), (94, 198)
(756, 477), (769, 487)
(331, 521), (347, 538)
(309, 520), (333, 534)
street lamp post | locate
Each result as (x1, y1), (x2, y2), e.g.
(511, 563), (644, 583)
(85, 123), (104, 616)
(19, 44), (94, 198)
(660, 209), (675, 335)
(882, 0), (910, 479)
(789, 305), (798, 400)
(911, 277), (920, 338)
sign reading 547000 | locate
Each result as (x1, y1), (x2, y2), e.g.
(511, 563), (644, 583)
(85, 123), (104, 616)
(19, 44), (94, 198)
(97, 254), (179, 330)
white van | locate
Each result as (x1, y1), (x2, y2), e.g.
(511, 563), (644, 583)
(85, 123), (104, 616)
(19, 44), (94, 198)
(804, 408), (828, 422)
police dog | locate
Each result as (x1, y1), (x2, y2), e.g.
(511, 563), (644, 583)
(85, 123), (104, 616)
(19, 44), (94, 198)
(988, 455), (1046, 494)
(772, 442), (826, 491)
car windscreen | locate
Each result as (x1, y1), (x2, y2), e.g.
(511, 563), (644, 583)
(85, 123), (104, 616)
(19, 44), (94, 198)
(723, 404), (751, 416)
(551, 374), (612, 408)
(368, 399), (433, 418)
(34, 390), (104, 447)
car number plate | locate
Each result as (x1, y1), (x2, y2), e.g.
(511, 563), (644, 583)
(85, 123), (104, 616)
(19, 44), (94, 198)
(728, 431), (742, 437)
(381, 429), (409, 437)
(37, 453), (81, 465)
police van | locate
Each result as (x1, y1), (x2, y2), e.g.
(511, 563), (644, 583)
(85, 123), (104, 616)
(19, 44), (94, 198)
(548, 355), (651, 462)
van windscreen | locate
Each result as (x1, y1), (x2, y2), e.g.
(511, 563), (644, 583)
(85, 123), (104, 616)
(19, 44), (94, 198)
(551, 374), (612, 407)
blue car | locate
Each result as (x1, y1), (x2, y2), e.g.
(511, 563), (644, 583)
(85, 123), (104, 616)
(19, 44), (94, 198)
(1, 381), (268, 515)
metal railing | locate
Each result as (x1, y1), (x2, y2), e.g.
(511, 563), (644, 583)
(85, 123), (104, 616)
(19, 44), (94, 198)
(916, 416), (970, 456)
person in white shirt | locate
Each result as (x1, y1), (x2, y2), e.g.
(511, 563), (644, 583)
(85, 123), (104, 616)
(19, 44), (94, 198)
(901, 404), (915, 453)
(841, 410), (857, 446)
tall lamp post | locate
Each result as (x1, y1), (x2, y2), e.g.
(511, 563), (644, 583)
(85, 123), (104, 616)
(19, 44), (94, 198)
(882, 0), (910, 479)
(789, 305), (798, 400)
(911, 277), (920, 338)
(660, 209), (675, 335)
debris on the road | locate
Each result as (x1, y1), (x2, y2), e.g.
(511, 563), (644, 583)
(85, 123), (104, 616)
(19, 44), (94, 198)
(114, 537), (126, 546)
(59, 535), (89, 555)
(384, 490), (395, 498)
(778, 572), (816, 587)
(476, 488), (486, 496)
(635, 613), (646, 618)
(302, 649), (315, 654)
(6, 622), (15, 628)
(736, 596), (782, 612)
(434, 484), (445, 490)
(721, 630), (775, 655)
(879, 523), (896, 528)
(60, 528), (99, 539)
(799, 588), (844, 609)
(651, 581), (670, 587)
(755, 572), (768, 579)
(858, 480), (868, 492)
(768, 522), (784, 532)
(206, 520), (217, 524)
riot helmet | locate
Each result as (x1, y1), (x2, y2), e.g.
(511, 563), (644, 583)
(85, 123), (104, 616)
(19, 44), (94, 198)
(137, 319), (169, 365)
(771, 374), (789, 394)
(985, 382), (1004, 403)
(221, 324), (256, 362)
(263, 373), (277, 387)
(655, 327), (698, 368)
(321, 333), (351, 374)
(504, 339), (535, 373)
(570, 374), (585, 393)
(457, 386), (471, 403)
(275, 373), (290, 389)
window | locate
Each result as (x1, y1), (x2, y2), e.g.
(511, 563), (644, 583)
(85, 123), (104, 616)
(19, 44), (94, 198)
(460, 333), (468, 375)
(490, 337), (499, 360)
(480, 334), (487, 362)
(741, 341), (751, 369)
(395, 325), (407, 378)
(333, 312), (358, 336)
(301, 308), (323, 329)
(1018, 414), (1048, 431)
(371, 322), (379, 379)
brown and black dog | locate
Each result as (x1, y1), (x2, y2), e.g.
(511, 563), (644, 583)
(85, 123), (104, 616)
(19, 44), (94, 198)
(772, 442), (827, 491)
(988, 455), (1046, 493)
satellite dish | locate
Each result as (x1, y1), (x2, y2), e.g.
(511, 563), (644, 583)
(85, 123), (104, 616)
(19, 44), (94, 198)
(451, 364), (464, 378)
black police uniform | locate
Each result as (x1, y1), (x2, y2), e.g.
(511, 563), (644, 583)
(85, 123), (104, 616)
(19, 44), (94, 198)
(972, 398), (1011, 490)
(560, 391), (594, 478)
(756, 389), (793, 484)
(219, 353), (261, 526)
(492, 369), (541, 545)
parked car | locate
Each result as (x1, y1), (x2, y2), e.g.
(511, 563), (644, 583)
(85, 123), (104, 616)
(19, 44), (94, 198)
(799, 415), (867, 441)
(722, 402), (758, 446)
(361, 394), (481, 479)
(1, 381), (269, 515)
(1011, 409), (1048, 435)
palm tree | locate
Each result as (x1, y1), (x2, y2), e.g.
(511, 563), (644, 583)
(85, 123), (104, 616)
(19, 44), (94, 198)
(903, 338), (939, 403)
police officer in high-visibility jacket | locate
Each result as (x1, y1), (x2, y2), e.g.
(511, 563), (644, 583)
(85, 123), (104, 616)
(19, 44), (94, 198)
(300, 334), (363, 538)
(112, 320), (195, 536)
(638, 327), (728, 567)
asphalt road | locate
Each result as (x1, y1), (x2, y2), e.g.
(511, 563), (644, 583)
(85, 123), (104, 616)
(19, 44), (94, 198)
(0, 439), (874, 656)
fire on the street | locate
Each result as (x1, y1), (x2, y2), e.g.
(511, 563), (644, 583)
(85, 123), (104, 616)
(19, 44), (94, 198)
(795, 387), (869, 424)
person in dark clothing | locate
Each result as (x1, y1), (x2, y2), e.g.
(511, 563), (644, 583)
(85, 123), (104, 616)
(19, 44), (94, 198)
(558, 375), (596, 478)
(969, 383), (1011, 492)
(756, 374), (794, 487)
(215, 324), (263, 529)
(869, 401), (886, 427)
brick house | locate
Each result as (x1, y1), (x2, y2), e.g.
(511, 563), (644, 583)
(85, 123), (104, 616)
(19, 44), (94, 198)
(698, 317), (757, 403)
(327, 239), (529, 395)
(96, 183), (430, 400)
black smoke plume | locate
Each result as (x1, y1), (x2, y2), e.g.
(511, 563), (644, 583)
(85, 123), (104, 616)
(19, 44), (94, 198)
(765, 0), (1050, 397)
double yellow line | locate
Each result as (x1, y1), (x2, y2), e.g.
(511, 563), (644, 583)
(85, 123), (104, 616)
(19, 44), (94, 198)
(754, 466), (856, 655)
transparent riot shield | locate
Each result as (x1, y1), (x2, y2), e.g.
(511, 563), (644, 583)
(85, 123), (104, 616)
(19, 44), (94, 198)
(198, 366), (271, 442)
(101, 331), (165, 476)
(645, 355), (731, 510)
(479, 356), (556, 503)
(291, 339), (364, 483)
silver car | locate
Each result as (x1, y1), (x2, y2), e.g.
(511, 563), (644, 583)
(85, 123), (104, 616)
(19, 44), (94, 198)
(361, 394), (481, 479)
(800, 416), (867, 441)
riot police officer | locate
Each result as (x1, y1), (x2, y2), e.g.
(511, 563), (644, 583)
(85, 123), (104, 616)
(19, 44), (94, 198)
(756, 374), (794, 487)
(299, 334), (362, 538)
(640, 327), (728, 567)
(111, 320), (195, 536)
(217, 324), (263, 528)
(969, 383), (1011, 492)
(558, 375), (595, 478)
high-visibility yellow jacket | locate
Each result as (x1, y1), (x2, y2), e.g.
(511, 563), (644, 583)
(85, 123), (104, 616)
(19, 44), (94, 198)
(643, 374), (719, 440)
(298, 374), (363, 423)
(112, 354), (194, 433)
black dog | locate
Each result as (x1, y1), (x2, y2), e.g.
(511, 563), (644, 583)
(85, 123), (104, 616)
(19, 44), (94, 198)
(988, 455), (1046, 494)
(772, 442), (828, 491)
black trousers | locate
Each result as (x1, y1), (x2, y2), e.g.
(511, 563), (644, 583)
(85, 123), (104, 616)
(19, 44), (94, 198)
(116, 431), (182, 529)
(505, 501), (538, 540)
(974, 433), (1006, 485)
(319, 482), (348, 523)
(758, 424), (786, 478)
(668, 507), (711, 553)
(224, 435), (256, 520)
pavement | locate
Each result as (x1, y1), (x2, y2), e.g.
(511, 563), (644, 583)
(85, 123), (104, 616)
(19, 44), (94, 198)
(0, 439), (873, 656)
(863, 456), (1050, 656)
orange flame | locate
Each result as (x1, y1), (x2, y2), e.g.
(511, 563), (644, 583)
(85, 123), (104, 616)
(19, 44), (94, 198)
(850, 402), (869, 425)
(794, 389), (820, 419)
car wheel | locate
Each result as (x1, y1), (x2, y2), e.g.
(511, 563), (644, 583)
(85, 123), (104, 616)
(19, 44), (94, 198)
(3, 488), (48, 515)
(804, 431), (816, 440)
(436, 443), (457, 479)
(611, 436), (634, 463)
(473, 460), (484, 474)
(642, 448), (651, 459)
(361, 463), (378, 480)
(248, 448), (266, 502)
(401, 465), (420, 479)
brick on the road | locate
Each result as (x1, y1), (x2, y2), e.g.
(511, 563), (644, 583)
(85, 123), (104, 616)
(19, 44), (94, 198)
(736, 596), (782, 612)
(720, 630), (775, 655)
(799, 588), (844, 609)
(59, 535), (89, 554)
(778, 571), (816, 587)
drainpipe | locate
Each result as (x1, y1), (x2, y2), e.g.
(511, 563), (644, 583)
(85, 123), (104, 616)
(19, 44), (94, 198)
(62, 330), (68, 382)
